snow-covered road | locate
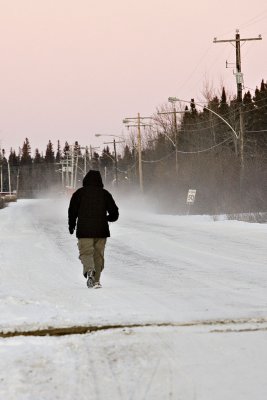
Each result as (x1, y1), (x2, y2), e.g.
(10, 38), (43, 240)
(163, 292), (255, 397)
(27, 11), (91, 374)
(1, 199), (267, 399)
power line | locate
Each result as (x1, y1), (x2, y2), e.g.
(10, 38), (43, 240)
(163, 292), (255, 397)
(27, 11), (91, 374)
(142, 151), (175, 163)
(216, 10), (267, 37)
(176, 45), (213, 92)
(241, 15), (266, 30)
(153, 97), (267, 134)
(176, 137), (232, 154)
(141, 136), (233, 163)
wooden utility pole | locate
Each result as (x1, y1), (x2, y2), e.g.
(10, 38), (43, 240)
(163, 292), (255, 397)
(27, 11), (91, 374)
(213, 30), (262, 179)
(123, 114), (150, 193)
(160, 99), (189, 177)
(103, 139), (124, 187)
(213, 30), (262, 101)
(137, 113), (143, 192)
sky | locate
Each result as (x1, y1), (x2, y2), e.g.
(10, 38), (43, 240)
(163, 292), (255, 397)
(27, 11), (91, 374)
(0, 0), (267, 155)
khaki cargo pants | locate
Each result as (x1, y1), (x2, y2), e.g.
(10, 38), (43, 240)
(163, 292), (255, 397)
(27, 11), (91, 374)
(77, 238), (107, 283)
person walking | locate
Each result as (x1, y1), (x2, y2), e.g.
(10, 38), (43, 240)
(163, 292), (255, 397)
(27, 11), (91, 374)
(68, 170), (119, 289)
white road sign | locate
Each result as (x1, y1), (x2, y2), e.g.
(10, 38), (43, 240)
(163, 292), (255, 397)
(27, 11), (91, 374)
(187, 189), (196, 204)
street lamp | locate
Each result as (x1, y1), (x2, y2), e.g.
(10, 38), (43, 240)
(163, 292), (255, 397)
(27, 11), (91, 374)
(168, 97), (238, 141)
(95, 133), (125, 140)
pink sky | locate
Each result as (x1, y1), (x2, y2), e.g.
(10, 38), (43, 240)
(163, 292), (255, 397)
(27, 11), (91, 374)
(0, 0), (266, 155)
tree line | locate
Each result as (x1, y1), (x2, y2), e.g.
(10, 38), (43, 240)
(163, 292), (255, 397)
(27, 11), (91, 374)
(0, 79), (266, 214)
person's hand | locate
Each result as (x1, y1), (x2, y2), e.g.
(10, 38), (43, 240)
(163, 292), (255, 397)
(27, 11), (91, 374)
(69, 227), (74, 235)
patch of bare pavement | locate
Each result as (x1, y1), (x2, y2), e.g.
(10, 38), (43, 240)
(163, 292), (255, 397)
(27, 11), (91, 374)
(1, 317), (267, 338)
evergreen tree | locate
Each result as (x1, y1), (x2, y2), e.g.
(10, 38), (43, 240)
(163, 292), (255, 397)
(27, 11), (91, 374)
(7, 149), (19, 193)
(0, 149), (8, 192)
(251, 80), (267, 152)
(63, 141), (70, 157)
(208, 95), (220, 112)
(18, 139), (33, 197)
(243, 90), (254, 132)
(8, 149), (19, 166)
(45, 140), (55, 163)
(56, 140), (61, 163)
(254, 80), (267, 150)
(100, 146), (113, 169)
(190, 98), (197, 115)
(74, 141), (81, 156)
(91, 151), (100, 170)
(121, 145), (133, 169)
(20, 138), (32, 165)
(219, 87), (229, 116)
(34, 148), (42, 164)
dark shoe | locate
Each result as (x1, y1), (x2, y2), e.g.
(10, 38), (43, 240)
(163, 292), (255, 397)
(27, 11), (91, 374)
(86, 271), (95, 288)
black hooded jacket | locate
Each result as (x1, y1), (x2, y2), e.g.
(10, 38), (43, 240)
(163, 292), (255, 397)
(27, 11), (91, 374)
(68, 170), (119, 238)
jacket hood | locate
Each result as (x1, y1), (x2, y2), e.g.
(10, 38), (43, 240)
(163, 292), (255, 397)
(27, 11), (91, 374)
(83, 170), (104, 187)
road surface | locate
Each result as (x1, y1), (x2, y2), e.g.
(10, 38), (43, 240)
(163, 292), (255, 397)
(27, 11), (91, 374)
(0, 198), (267, 399)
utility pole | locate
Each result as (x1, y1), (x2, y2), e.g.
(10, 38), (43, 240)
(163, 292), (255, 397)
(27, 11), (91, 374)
(173, 106), (178, 176)
(213, 30), (262, 184)
(137, 113), (143, 192)
(74, 146), (79, 189)
(84, 146), (88, 176)
(7, 161), (11, 194)
(213, 30), (262, 101)
(0, 149), (3, 193)
(66, 153), (70, 187)
(123, 113), (150, 193)
(70, 145), (74, 188)
(159, 99), (188, 177)
(113, 139), (118, 186)
(103, 139), (124, 186)
(0, 164), (2, 193)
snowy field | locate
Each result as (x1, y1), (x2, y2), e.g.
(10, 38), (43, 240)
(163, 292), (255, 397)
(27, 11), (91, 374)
(0, 198), (267, 399)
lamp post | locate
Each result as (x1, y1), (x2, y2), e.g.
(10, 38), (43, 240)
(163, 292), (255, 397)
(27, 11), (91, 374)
(169, 97), (243, 192)
(168, 97), (238, 141)
(95, 134), (125, 140)
(168, 96), (239, 158)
